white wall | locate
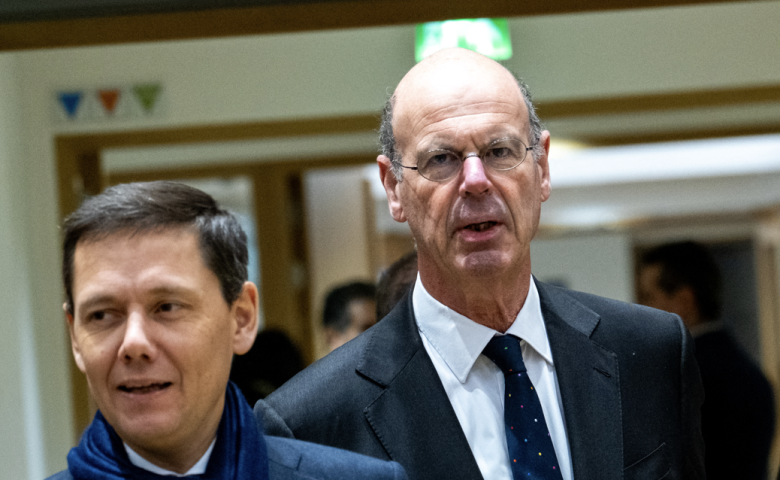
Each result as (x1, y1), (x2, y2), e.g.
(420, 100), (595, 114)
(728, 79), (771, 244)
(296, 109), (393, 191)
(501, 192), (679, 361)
(531, 233), (634, 303)
(0, 53), (48, 480)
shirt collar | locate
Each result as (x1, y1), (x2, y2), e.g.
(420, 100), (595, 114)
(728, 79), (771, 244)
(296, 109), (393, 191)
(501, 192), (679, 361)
(125, 437), (216, 476)
(413, 274), (552, 384)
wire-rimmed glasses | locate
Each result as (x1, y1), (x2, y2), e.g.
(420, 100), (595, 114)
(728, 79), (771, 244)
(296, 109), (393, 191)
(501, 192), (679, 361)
(397, 137), (534, 182)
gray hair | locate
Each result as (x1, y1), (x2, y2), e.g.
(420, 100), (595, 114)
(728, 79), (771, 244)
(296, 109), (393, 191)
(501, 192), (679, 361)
(379, 74), (545, 181)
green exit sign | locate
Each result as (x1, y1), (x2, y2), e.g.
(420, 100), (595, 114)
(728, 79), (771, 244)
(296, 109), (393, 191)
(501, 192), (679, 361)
(415, 18), (513, 62)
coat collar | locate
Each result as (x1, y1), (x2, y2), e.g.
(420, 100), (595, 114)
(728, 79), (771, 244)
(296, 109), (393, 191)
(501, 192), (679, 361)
(357, 291), (484, 479)
(357, 281), (625, 480)
(536, 280), (624, 480)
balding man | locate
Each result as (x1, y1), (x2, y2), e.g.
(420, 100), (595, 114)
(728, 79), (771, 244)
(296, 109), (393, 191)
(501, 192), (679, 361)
(258, 49), (705, 480)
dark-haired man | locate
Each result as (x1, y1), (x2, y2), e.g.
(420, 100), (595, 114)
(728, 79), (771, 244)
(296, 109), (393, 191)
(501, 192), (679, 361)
(322, 282), (376, 352)
(259, 48), (704, 480)
(639, 241), (775, 480)
(48, 181), (406, 480)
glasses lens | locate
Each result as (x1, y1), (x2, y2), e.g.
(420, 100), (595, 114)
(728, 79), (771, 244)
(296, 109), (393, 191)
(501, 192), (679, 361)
(418, 150), (461, 182)
(483, 138), (527, 171)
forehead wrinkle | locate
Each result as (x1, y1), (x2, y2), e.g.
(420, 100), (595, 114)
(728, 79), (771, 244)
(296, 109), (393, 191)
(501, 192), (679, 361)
(397, 91), (526, 143)
(413, 113), (525, 152)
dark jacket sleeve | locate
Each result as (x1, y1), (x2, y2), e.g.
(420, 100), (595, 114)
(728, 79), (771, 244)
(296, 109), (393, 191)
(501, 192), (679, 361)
(678, 318), (706, 479)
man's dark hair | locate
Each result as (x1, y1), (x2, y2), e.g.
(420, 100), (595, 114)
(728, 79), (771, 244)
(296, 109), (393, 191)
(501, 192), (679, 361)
(62, 181), (248, 314)
(641, 241), (722, 321)
(376, 251), (418, 319)
(322, 281), (376, 332)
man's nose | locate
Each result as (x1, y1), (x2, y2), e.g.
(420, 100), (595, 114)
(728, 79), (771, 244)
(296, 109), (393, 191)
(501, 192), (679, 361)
(459, 155), (491, 196)
(118, 311), (155, 363)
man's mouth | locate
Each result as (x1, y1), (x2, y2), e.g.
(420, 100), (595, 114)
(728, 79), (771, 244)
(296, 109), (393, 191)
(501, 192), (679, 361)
(118, 382), (172, 394)
(464, 221), (497, 232)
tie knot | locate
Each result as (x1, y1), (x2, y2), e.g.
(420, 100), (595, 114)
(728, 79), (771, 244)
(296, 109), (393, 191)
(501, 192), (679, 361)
(483, 335), (527, 375)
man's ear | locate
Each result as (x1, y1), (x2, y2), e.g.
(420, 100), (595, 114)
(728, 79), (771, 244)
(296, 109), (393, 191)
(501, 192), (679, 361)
(377, 155), (407, 223)
(64, 303), (86, 373)
(537, 130), (552, 203)
(231, 282), (259, 355)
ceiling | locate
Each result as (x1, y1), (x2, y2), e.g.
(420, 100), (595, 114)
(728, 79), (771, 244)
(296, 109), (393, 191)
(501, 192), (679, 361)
(0, 0), (753, 50)
(0, 0), (316, 23)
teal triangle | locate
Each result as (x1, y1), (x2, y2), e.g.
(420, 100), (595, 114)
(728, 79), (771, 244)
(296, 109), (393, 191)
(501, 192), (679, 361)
(59, 92), (83, 118)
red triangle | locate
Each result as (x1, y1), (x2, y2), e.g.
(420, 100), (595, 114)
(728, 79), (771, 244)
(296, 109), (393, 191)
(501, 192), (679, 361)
(98, 89), (120, 114)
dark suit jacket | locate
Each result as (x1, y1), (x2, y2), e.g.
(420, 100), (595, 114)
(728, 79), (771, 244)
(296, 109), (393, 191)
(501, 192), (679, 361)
(46, 435), (407, 480)
(695, 329), (775, 480)
(258, 280), (705, 480)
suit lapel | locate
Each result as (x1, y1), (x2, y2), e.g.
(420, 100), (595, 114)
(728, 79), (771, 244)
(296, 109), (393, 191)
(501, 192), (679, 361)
(537, 281), (624, 480)
(357, 294), (483, 480)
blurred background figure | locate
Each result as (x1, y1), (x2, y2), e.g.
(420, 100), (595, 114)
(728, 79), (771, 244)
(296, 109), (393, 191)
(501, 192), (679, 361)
(322, 281), (377, 352)
(230, 329), (305, 406)
(376, 251), (418, 320)
(638, 241), (776, 480)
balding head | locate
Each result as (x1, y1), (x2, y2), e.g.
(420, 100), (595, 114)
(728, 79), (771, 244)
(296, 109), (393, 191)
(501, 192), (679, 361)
(379, 48), (544, 180)
(375, 48), (551, 331)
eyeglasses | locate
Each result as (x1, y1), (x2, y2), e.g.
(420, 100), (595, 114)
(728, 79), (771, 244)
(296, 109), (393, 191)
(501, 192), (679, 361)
(397, 137), (534, 182)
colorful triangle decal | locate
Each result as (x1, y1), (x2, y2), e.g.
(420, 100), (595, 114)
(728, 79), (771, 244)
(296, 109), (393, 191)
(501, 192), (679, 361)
(98, 89), (120, 114)
(133, 83), (161, 113)
(58, 91), (83, 118)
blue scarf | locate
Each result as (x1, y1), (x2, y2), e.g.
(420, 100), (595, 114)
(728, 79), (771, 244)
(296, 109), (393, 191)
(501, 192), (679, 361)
(67, 382), (269, 479)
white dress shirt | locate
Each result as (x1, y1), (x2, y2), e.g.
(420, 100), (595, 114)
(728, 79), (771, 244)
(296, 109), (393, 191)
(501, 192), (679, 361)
(413, 275), (573, 480)
(125, 438), (216, 476)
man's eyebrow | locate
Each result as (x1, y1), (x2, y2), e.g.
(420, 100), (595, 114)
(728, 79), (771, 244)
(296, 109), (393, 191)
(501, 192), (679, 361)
(146, 285), (199, 299)
(76, 294), (120, 314)
(76, 285), (197, 311)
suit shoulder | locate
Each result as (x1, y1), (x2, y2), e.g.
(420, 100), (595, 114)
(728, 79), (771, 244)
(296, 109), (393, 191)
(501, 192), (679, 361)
(263, 330), (383, 430)
(266, 436), (406, 480)
(268, 329), (375, 395)
(264, 307), (419, 421)
(543, 282), (683, 331)
(538, 281), (687, 356)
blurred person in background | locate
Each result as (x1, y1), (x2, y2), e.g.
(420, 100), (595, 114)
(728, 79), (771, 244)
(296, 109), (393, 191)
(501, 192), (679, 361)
(322, 281), (377, 352)
(639, 240), (775, 480)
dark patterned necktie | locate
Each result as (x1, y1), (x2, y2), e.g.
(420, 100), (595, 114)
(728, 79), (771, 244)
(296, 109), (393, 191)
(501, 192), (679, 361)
(483, 334), (564, 480)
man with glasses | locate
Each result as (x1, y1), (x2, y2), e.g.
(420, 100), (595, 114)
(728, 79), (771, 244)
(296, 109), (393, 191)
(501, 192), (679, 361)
(258, 48), (705, 480)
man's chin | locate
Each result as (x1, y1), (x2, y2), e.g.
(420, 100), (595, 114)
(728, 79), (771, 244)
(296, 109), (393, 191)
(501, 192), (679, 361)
(116, 418), (181, 450)
(457, 251), (513, 277)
